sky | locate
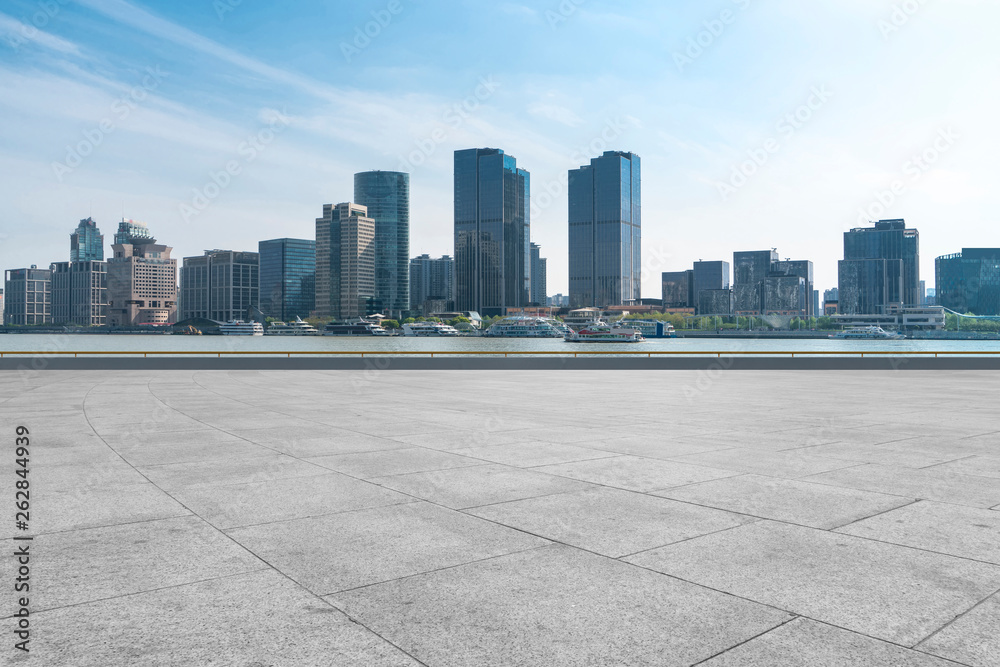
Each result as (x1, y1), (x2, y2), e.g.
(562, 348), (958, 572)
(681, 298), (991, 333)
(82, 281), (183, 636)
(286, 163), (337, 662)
(1, 0), (998, 298)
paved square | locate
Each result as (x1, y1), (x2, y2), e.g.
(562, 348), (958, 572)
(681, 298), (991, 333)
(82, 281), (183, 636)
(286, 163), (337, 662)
(4, 368), (1000, 665)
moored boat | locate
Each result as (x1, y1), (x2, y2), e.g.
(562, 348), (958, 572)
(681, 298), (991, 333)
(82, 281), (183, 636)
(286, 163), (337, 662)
(829, 326), (905, 340)
(219, 320), (264, 336)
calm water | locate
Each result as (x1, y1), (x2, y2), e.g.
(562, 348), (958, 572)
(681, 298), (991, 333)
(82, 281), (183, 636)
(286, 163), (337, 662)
(2, 333), (999, 356)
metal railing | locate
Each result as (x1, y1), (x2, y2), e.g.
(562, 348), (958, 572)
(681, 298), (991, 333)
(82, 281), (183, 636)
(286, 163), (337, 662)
(1, 350), (999, 359)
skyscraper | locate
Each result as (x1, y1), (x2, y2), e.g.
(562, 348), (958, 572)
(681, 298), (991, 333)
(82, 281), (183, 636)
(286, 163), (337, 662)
(3, 267), (52, 325)
(838, 219), (919, 315)
(315, 203), (375, 320)
(692, 261), (730, 313)
(51, 261), (107, 326)
(529, 242), (547, 306)
(454, 148), (530, 317)
(568, 151), (641, 308)
(733, 250), (778, 314)
(409, 254), (455, 313)
(179, 250), (260, 322)
(107, 222), (177, 326)
(354, 171), (410, 317)
(70, 217), (104, 262)
(258, 239), (316, 321)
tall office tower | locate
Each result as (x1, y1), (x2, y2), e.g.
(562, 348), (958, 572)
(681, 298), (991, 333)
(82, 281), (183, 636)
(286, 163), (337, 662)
(114, 219), (154, 245)
(824, 288), (839, 302)
(179, 250), (260, 322)
(51, 261), (107, 326)
(409, 254), (455, 313)
(568, 151), (641, 308)
(936, 248), (1000, 315)
(354, 171), (410, 317)
(316, 203), (375, 320)
(662, 270), (694, 309)
(258, 239), (316, 321)
(813, 290), (820, 318)
(70, 217), (104, 262)
(733, 250), (779, 314)
(772, 259), (815, 317)
(0, 289), (4, 325)
(692, 261), (730, 313)
(838, 219), (920, 315)
(106, 224), (177, 326)
(3, 266), (52, 325)
(454, 148), (530, 317)
(529, 242), (547, 306)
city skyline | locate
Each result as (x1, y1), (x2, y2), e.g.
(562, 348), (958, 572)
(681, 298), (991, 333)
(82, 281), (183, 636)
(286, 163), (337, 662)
(2, 2), (999, 297)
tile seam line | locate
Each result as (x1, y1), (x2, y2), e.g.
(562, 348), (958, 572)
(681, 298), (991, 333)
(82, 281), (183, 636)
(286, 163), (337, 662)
(794, 473), (1000, 509)
(912, 584), (1000, 651)
(690, 615), (802, 666)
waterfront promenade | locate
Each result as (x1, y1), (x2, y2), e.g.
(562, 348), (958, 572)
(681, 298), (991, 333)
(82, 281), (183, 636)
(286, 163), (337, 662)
(2, 368), (1000, 665)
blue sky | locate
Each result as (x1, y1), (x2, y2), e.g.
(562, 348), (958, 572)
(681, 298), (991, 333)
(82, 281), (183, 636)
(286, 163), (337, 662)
(1, 0), (998, 296)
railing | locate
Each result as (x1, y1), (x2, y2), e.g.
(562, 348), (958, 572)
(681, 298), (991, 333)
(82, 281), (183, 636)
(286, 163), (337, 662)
(1, 351), (999, 358)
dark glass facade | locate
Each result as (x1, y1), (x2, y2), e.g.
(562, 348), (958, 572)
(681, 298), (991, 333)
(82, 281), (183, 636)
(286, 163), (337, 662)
(70, 218), (104, 262)
(354, 171), (410, 316)
(839, 219), (919, 314)
(568, 151), (641, 308)
(454, 148), (530, 317)
(529, 243), (547, 305)
(661, 270), (694, 308)
(733, 250), (778, 314)
(259, 238), (316, 321)
(935, 248), (1000, 315)
(693, 261), (730, 314)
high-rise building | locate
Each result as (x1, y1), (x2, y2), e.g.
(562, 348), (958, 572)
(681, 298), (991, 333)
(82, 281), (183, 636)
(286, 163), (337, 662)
(568, 151), (641, 308)
(661, 270), (694, 309)
(180, 250), (259, 322)
(733, 250), (779, 314)
(813, 290), (820, 319)
(107, 222), (177, 326)
(0, 289), (4, 325)
(51, 261), (107, 326)
(734, 250), (813, 317)
(354, 171), (410, 317)
(315, 203), (375, 320)
(409, 254), (455, 313)
(529, 242), (547, 305)
(693, 261), (730, 314)
(699, 289), (734, 316)
(258, 239), (316, 321)
(70, 217), (104, 262)
(838, 219), (920, 315)
(3, 267), (52, 325)
(936, 248), (1000, 315)
(772, 260), (815, 318)
(454, 148), (530, 317)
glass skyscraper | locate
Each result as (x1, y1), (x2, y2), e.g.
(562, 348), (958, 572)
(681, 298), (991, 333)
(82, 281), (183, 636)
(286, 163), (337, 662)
(114, 219), (154, 245)
(838, 219), (919, 315)
(936, 248), (1000, 315)
(454, 148), (530, 317)
(70, 217), (104, 262)
(354, 171), (410, 317)
(258, 239), (316, 321)
(568, 151), (641, 308)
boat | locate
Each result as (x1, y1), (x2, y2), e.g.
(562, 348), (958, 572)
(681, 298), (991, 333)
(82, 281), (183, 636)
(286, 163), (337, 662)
(483, 316), (572, 338)
(265, 317), (319, 336)
(402, 321), (461, 337)
(562, 308), (606, 331)
(323, 320), (389, 336)
(829, 326), (906, 340)
(626, 320), (677, 339)
(219, 320), (264, 336)
(565, 323), (645, 343)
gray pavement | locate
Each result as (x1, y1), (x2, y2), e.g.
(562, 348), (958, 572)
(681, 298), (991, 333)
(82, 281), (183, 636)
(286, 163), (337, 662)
(1, 369), (999, 665)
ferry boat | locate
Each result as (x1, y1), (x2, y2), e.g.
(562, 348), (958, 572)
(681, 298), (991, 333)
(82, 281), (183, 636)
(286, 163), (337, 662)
(323, 320), (389, 336)
(562, 308), (606, 331)
(402, 321), (461, 337)
(219, 320), (264, 336)
(265, 317), (319, 336)
(829, 326), (906, 340)
(483, 316), (572, 338)
(566, 324), (645, 343)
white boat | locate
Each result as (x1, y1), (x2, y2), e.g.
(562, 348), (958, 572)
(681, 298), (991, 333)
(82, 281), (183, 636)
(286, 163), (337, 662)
(484, 316), (572, 338)
(219, 320), (264, 336)
(323, 320), (389, 336)
(265, 317), (319, 336)
(565, 324), (645, 343)
(829, 326), (905, 340)
(402, 321), (460, 337)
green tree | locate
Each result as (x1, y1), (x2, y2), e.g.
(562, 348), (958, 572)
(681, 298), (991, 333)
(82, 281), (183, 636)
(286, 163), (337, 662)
(381, 319), (400, 330)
